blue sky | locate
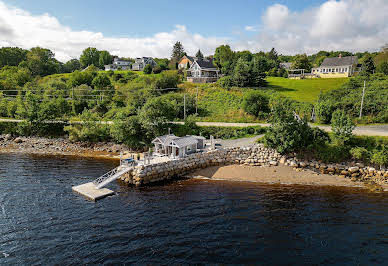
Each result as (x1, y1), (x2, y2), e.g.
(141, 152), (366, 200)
(0, 0), (387, 62)
(3, 0), (326, 37)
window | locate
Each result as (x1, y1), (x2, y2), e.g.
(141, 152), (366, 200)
(344, 68), (347, 72)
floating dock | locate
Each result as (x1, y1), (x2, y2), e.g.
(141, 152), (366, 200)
(72, 182), (115, 201)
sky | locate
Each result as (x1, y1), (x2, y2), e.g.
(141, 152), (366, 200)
(0, 0), (387, 62)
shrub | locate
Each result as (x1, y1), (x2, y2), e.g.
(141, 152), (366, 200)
(350, 146), (369, 162)
(143, 64), (152, 74)
(110, 115), (144, 148)
(331, 109), (355, 145)
(242, 91), (269, 118)
(217, 76), (234, 88)
(371, 150), (388, 168)
(310, 143), (350, 163)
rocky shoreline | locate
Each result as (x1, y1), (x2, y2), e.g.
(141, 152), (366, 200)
(0, 134), (130, 160)
(1, 134), (387, 191)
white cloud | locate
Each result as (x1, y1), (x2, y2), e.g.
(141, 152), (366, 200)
(262, 4), (289, 31)
(244, 26), (257, 32)
(0, 0), (387, 62)
(242, 0), (388, 55)
(0, 2), (226, 62)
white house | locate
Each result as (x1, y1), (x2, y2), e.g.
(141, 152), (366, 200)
(186, 59), (219, 83)
(105, 57), (132, 71)
(311, 55), (361, 78)
(152, 134), (205, 158)
(131, 57), (157, 71)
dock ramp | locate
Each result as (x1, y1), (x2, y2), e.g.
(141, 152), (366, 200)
(93, 165), (133, 189)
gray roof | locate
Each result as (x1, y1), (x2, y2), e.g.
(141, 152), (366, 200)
(196, 59), (216, 69)
(320, 56), (358, 67)
(152, 134), (179, 145)
(280, 62), (292, 69)
(172, 136), (198, 148)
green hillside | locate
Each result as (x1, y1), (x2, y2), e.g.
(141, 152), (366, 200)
(266, 77), (349, 103)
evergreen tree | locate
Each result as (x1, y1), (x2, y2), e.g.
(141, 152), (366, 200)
(267, 47), (278, 61)
(362, 55), (376, 74)
(195, 49), (204, 60)
(171, 41), (186, 62)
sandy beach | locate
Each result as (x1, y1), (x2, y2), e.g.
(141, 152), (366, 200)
(190, 164), (386, 190)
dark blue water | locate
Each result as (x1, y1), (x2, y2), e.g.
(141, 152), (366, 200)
(0, 153), (387, 265)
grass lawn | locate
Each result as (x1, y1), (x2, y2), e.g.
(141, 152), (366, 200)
(266, 77), (348, 103)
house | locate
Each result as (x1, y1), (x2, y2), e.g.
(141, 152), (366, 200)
(186, 59), (219, 83)
(178, 55), (197, 69)
(104, 57), (132, 71)
(311, 55), (361, 78)
(152, 134), (206, 158)
(280, 62), (292, 70)
(131, 57), (157, 71)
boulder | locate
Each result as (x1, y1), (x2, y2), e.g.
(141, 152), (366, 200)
(5, 134), (12, 141)
(14, 137), (23, 144)
(348, 166), (359, 173)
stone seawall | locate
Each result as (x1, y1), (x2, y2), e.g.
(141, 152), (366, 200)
(119, 143), (388, 188)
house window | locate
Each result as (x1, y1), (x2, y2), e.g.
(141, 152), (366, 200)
(344, 68), (347, 72)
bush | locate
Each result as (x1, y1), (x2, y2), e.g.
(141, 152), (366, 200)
(371, 150), (388, 168)
(143, 64), (152, 74)
(216, 76), (234, 88)
(242, 91), (269, 118)
(331, 109), (355, 145)
(350, 146), (369, 162)
(110, 115), (144, 148)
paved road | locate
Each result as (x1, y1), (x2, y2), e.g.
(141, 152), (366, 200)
(195, 122), (388, 137)
(1, 118), (387, 136)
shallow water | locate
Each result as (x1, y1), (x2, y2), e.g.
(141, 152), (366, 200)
(0, 153), (387, 265)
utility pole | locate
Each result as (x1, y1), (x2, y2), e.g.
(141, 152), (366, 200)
(359, 81), (366, 119)
(183, 94), (186, 120)
(196, 87), (198, 115)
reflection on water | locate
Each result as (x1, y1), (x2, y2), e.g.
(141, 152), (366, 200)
(0, 153), (387, 265)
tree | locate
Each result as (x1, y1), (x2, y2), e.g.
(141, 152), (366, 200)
(63, 59), (81, 73)
(250, 57), (267, 86)
(110, 115), (144, 148)
(242, 91), (269, 118)
(195, 49), (204, 60)
(264, 102), (314, 154)
(19, 47), (60, 76)
(377, 62), (388, 75)
(331, 109), (355, 145)
(0, 47), (28, 68)
(80, 47), (100, 68)
(138, 97), (176, 140)
(232, 58), (251, 87)
(291, 54), (311, 72)
(143, 64), (153, 74)
(98, 50), (113, 68)
(171, 41), (185, 62)
(362, 55), (376, 75)
(267, 48), (278, 61)
(214, 45), (235, 75)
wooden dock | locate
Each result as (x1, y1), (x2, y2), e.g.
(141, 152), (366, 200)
(72, 182), (115, 201)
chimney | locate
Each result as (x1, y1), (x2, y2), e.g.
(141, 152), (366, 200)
(339, 53), (342, 58)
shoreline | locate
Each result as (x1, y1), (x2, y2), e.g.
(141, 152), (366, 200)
(189, 164), (388, 192)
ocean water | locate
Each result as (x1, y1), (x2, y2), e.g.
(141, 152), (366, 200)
(0, 153), (387, 265)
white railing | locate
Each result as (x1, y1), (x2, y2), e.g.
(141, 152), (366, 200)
(93, 165), (132, 189)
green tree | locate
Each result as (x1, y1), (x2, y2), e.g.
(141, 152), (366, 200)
(291, 54), (311, 72)
(195, 49), (204, 60)
(250, 57), (267, 86)
(110, 115), (144, 148)
(143, 64), (153, 74)
(331, 109), (355, 145)
(138, 97), (176, 140)
(232, 58), (251, 87)
(19, 47), (60, 76)
(361, 55), (376, 75)
(377, 61), (388, 75)
(0, 47), (28, 68)
(63, 59), (81, 73)
(242, 91), (269, 118)
(214, 45), (235, 75)
(80, 47), (100, 68)
(68, 70), (95, 87)
(171, 41), (186, 62)
(98, 50), (113, 68)
(267, 47), (278, 61)
(264, 103), (313, 154)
